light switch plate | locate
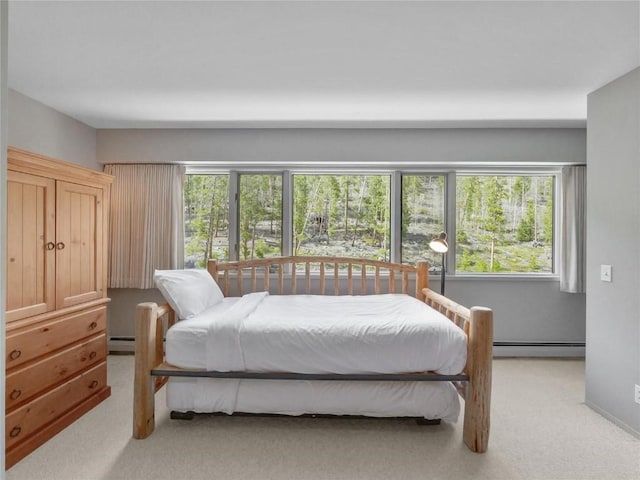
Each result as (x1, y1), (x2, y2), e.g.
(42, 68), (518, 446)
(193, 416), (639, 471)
(600, 265), (612, 282)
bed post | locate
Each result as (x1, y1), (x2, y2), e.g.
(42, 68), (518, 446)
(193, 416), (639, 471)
(463, 306), (493, 453)
(207, 259), (219, 282)
(133, 302), (159, 439)
(415, 261), (429, 301)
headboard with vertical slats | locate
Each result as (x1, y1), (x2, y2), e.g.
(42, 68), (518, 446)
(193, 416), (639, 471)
(207, 256), (429, 301)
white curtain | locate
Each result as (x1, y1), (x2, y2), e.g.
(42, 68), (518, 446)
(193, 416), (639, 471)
(560, 165), (586, 293)
(104, 164), (185, 289)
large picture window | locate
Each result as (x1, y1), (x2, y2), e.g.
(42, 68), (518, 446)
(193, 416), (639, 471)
(455, 175), (554, 274)
(184, 169), (558, 277)
(292, 174), (390, 261)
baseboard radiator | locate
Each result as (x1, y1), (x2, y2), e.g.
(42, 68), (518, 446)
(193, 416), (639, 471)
(493, 341), (585, 357)
(109, 337), (585, 357)
(108, 337), (137, 354)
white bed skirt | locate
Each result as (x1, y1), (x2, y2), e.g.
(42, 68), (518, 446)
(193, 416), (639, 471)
(166, 377), (461, 423)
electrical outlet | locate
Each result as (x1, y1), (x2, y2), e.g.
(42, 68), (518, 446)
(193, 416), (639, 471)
(635, 385), (640, 405)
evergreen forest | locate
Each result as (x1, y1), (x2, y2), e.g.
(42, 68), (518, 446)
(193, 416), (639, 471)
(184, 173), (553, 274)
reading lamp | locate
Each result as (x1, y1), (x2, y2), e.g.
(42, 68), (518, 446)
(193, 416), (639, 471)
(428, 232), (449, 295)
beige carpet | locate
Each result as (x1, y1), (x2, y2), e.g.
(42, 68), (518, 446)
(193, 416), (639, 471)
(6, 356), (640, 480)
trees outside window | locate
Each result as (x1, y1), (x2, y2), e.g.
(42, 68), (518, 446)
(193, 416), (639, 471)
(184, 171), (557, 275)
(238, 174), (283, 260)
(401, 175), (446, 270)
(456, 175), (554, 273)
(184, 174), (229, 267)
(292, 175), (390, 261)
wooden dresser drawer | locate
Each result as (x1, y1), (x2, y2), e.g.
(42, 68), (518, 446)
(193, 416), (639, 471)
(6, 334), (106, 409)
(5, 362), (107, 450)
(6, 307), (106, 369)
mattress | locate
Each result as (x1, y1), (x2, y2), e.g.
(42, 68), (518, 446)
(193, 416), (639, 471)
(165, 293), (466, 422)
(165, 292), (467, 375)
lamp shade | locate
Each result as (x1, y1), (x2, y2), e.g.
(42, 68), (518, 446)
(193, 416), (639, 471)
(429, 232), (449, 253)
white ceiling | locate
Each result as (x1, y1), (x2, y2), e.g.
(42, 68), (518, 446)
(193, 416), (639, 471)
(8, 1), (640, 128)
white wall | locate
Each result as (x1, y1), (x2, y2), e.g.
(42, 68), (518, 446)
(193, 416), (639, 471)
(97, 127), (585, 165)
(586, 67), (640, 436)
(8, 89), (98, 170)
(99, 127), (587, 354)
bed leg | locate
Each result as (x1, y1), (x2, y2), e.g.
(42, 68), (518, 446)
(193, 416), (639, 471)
(134, 302), (159, 439)
(463, 307), (493, 453)
(415, 418), (441, 426)
(171, 411), (196, 420)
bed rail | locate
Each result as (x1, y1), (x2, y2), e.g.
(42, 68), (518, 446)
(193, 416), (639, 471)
(423, 287), (493, 452)
(134, 256), (492, 453)
(207, 256), (429, 301)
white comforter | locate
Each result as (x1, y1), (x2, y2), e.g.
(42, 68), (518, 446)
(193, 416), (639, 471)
(166, 292), (467, 375)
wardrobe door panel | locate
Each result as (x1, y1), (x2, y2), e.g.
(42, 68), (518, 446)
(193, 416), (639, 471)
(56, 181), (104, 309)
(6, 171), (56, 322)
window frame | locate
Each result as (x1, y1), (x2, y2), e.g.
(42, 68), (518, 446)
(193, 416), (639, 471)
(184, 166), (562, 279)
(452, 168), (561, 278)
(236, 170), (285, 261)
(289, 170), (394, 262)
(183, 171), (232, 266)
(398, 171), (449, 271)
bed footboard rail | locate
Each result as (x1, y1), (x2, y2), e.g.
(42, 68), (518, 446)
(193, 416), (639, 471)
(424, 287), (493, 453)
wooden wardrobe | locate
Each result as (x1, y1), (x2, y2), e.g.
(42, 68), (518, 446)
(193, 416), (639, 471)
(5, 147), (113, 468)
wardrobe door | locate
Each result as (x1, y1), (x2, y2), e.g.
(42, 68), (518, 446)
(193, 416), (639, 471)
(6, 171), (56, 322)
(55, 181), (105, 309)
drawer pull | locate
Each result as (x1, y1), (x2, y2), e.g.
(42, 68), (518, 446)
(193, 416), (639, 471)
(9, 389), (21, 401)
(89, 380), (99, 389)
(46, 241), (56, 251)
(88, 321), (98, 330)
(56, 242), (66, 250)
(9, 426), (21, 438)
(9, 349), (22, 361)
(89, 351), (97, 360)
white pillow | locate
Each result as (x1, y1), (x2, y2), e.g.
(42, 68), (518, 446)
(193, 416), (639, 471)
(154, 269), (224, 320)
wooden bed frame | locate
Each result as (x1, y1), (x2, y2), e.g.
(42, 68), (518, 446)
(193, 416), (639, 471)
(133, 256), (493, 453)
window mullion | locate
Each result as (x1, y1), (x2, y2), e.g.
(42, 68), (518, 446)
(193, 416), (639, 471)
(553, 174), (560, 274)
(228, 171), (239, 261)
(390, 171), (402, 263)
(446, 172), (456, 274)
(282, 170), (292, 257)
